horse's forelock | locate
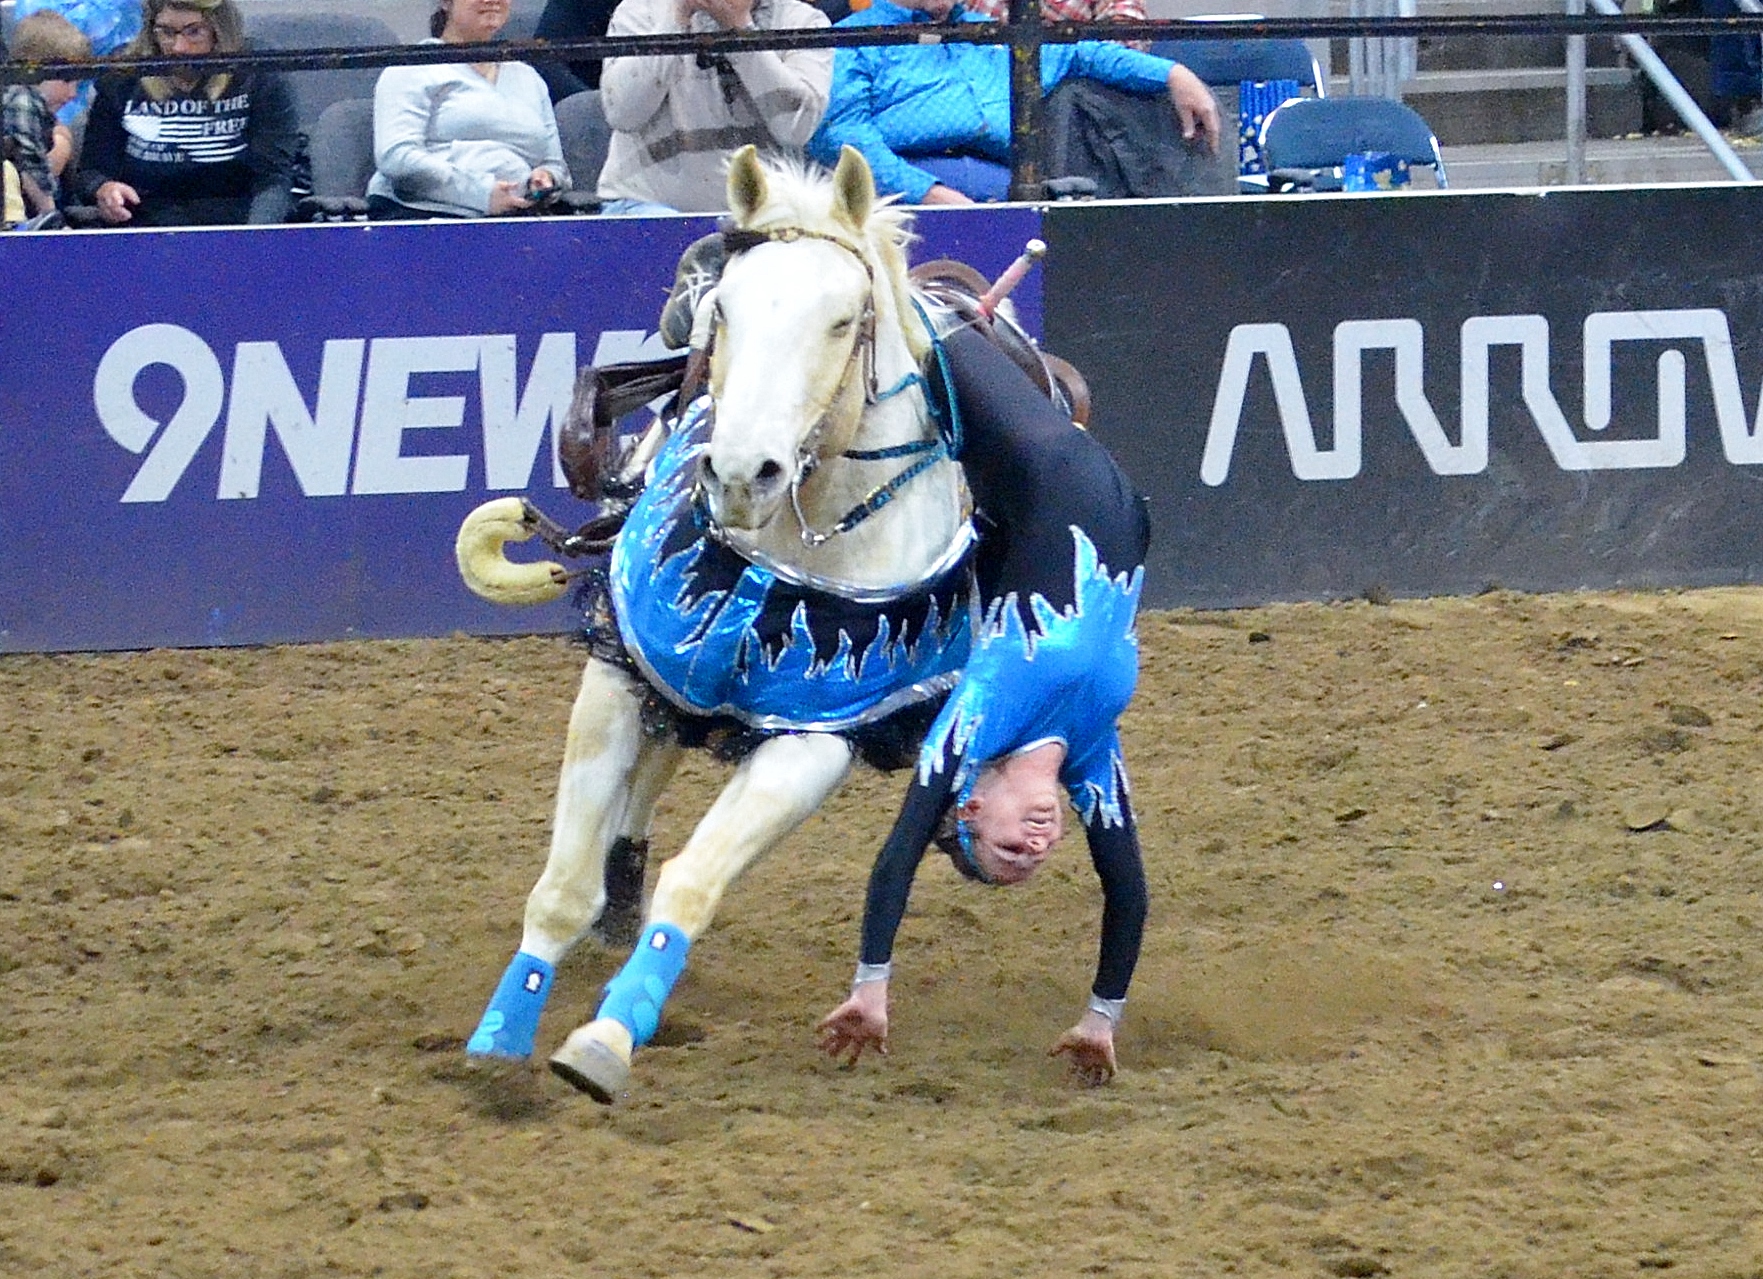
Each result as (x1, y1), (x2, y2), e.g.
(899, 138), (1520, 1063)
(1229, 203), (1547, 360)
(731, 154), (931, 363)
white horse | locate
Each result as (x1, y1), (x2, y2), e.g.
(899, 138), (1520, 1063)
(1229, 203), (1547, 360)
(453, 146), (973, 1102)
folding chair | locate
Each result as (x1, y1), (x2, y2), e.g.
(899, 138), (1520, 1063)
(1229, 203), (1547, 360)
(1259, 95), (1448, 193)
(1151, 29), (1327, 191)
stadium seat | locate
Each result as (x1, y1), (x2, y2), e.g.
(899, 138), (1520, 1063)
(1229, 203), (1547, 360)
(299, 96), (374, 220)
(553, 89), (611, 210)
(1150, 36), (1326, 97)
(247, 11), (404, 141)
(1152, 29), (1327, 192)
(1259, 95), (1448, 192)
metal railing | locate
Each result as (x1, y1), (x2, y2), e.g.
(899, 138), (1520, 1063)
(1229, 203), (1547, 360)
(9, 9), (1763, 196)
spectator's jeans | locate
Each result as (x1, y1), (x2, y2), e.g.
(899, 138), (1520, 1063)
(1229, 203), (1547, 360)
(1703, 0), (1763, 102)
(909, 154), (1012, 203)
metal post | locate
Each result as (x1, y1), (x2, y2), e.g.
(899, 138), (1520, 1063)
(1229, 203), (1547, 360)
(1588, 0), (1756, 180)
(1007, 0), (1045, 201)
(1566, 0), (1587, 184)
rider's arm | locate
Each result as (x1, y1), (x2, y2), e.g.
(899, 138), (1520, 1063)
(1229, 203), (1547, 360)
(1082, 780), (1148, 1006)
(857, 754), (960, 970)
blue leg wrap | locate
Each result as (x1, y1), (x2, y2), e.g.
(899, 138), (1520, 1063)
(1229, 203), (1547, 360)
(595, 922), (690, 1049)
(466, 952), (556, 1059)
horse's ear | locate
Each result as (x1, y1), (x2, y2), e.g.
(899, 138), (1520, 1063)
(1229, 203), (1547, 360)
(727, 145), (767, 223)
(830, 145), (875, 232)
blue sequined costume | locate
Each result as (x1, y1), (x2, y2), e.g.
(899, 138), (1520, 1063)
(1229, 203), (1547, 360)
(609, 399), (974, 733)
(858, 326), (1152, 1004)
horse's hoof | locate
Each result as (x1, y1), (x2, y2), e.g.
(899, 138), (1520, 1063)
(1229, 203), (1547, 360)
(549, 1026), (632, 1105)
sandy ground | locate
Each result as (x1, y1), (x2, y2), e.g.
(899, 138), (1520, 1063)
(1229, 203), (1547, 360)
(5, 587), (1763, 1278)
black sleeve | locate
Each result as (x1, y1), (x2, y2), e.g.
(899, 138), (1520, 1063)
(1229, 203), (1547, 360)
(245, 70), (301, 224)
(534, 0), (621, 93)
(74, 80), (126, 201)
(857, 748), (960, 968)
(1085, 785), (1148, 1003)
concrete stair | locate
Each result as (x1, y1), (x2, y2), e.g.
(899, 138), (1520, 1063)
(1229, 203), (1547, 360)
(1441, 132), (1763, 188)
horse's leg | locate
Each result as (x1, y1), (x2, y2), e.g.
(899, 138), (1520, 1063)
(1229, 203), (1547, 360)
(548, 731), (855, 1101)
(466, 659), (661, 1060)
(589, 728), (683, 949)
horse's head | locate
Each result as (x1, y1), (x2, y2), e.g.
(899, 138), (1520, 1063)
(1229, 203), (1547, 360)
(697, 146), (919, 532)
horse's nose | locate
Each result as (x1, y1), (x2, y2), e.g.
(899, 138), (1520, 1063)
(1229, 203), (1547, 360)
(697, 451), (789, 527)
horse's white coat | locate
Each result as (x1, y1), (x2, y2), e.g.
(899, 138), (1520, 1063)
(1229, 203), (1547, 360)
(495, 147), (968, 1085)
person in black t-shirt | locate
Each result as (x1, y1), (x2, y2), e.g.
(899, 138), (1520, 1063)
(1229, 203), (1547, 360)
(77, 0), (301, 226)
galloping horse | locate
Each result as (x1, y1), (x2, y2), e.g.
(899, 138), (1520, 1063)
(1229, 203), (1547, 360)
(453, 146), (975, 1102)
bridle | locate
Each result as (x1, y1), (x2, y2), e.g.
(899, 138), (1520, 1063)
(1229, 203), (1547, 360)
(700, 224), (956, 547)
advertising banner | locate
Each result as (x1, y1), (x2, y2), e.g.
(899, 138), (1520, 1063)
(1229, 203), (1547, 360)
(1044, 187), (1763, 609)
(0, 208), (1041, 652)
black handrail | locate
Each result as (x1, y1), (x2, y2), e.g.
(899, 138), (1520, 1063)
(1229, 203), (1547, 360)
(10, 10), (1763, 198)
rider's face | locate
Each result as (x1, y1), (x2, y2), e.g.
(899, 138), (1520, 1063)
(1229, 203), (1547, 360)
(958, 767), (1066, 885)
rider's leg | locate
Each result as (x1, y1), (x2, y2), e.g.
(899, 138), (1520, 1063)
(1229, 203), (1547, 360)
(550, 731), (854, 1100)
(467, 660), (653, 1060)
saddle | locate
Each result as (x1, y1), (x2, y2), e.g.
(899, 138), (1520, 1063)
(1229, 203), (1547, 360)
(554, 234), (1092, 545)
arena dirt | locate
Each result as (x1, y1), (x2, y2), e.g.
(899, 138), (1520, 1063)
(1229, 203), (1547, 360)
(5, 588), (1763, 1278)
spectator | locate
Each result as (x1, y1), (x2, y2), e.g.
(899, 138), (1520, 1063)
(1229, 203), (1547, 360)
(3, 11), (91, 208)
(76, 0), (303, 226)
(367, 0), (571, 219)
(1702, 0), (1763, 135)
(806, 0), (1219, 204)
(528, 0), (620, 100)
(15, 0), (142, 124)
(965, 0), (1149, 52)
(597, 0), (831, 214)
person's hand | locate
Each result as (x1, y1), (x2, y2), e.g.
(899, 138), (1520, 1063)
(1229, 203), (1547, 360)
(817, 979), (889, 1066)
(488, 180), (534, 215)
(694, 0), (755, 28)
(1049, 1009), (1117, 1087)
(95, 181), (141, 224)
(1165, 63), (1221, 155)
(919, 183), (973, 207)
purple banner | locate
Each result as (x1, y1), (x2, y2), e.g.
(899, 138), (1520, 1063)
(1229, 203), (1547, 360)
(0, 208), (1041, 653)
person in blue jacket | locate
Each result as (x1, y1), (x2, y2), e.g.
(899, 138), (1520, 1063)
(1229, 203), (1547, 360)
(805, 0), (1219, 204)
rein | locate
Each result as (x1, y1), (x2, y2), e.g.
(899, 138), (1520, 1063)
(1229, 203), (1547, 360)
(713, 225), (955, 548)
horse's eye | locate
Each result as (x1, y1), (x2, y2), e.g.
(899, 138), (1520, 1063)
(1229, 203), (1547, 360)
(830, 316), (855, 336)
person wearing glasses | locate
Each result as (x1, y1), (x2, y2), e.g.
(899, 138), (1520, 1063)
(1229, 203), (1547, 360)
(75, 0), (301, 226)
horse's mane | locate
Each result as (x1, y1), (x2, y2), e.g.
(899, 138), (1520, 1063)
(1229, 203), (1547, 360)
(730, 154), (942, 364)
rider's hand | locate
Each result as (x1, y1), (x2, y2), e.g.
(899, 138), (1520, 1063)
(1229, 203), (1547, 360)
(817, 979), (889, 1066)
(1165, 63), (1221, 155)
(95, 180), (141, 224)
(488, 180), (534, 215)
(1049, 1009), (1117, 1087)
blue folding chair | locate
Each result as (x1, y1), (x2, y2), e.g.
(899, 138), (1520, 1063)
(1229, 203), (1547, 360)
(1259, 95), (1449, 193)
(1151, 33), (1327, 191)
(1149, 37), (1326, 96)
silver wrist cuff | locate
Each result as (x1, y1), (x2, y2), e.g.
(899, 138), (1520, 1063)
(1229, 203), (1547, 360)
(1087, 994), (1126, 1025)
(853, 961), (892, 986)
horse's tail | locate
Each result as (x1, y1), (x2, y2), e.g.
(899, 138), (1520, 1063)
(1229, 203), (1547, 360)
(456, 497), (570, 607)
